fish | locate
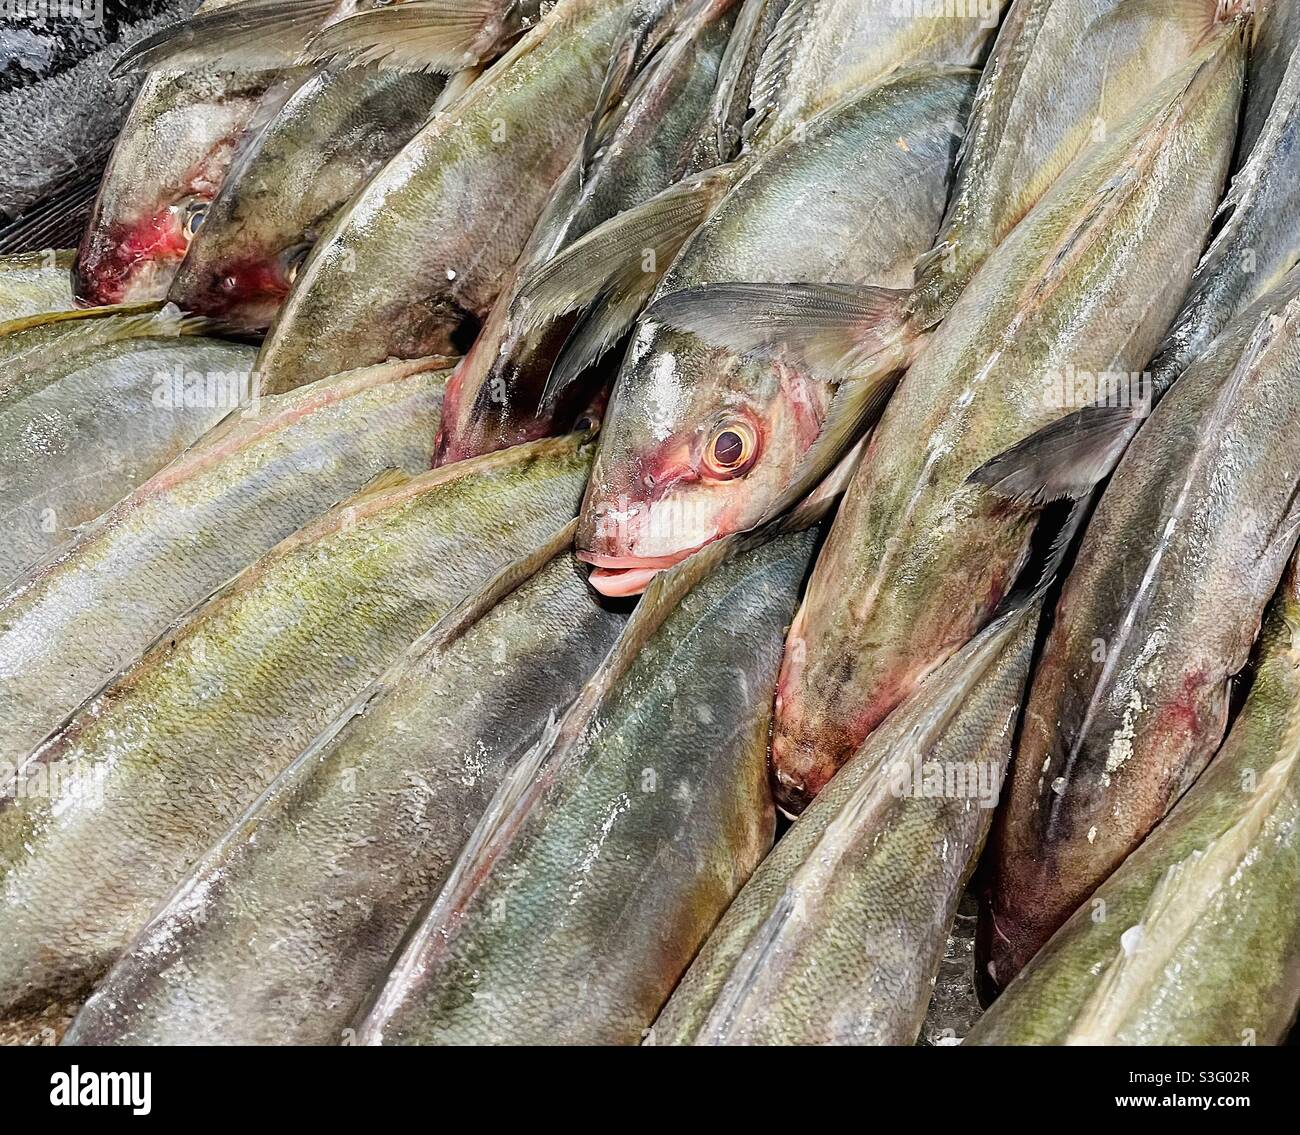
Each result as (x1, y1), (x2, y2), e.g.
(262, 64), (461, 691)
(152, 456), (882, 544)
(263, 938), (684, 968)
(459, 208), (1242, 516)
(1240, 0), (1300, 160)
(909, 0), (1249, 332)
(433, 0), (739, 464)
(352, 528), (817, 1044)
(968, 559), (1300, 1046)
(0, 249), (75, 322)
(0, 431), (593, 1016)
(576, 65), (974, 598)
(115, 0), (545, 77)
(254, 0), (706, 394)
(0, 305), (257, 582)
(649, 588), (1041, 1046)
(1145, 31), (1300, 396)
(982, 277), (1300, 987)
(0, 357), (451, 771)
(741, 0), (1003, 152)
(167, 65), (449, 330)
(0, 0), (198, 243)
(73, 0), (298, 306)
(64, 538), (628, 1045)
(769, 29), (1247, 815)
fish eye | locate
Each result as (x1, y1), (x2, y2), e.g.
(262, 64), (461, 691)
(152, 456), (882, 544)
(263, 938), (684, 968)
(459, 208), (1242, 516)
(183, 201), (208, 239)
(702, 420), (759, 480)
(282, 244), (312, 285)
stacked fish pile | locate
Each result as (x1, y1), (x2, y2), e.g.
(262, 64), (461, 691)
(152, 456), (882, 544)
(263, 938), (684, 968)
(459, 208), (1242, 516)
(0, 0), (1298, 1047)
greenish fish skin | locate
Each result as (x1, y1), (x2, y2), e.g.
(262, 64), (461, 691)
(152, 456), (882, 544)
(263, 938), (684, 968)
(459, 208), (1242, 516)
(168, 66), (449, 331)
(255, 0), (698, 393)
(0, 311), (258, 583)
(74, 0), (296, 306)
(0, 359), (450, 772)
(651, 597), (1038, 1046)
(434, 0), (738, 463)
(354, 531), (817, 1045)
(969, 565), (1300, 1046)
(984, 278), (1300, 986)
(1147, 32), (1300, 394)
(910, 0), (1245, 331)
(0, 251), (76, 324)
(0, 433), (593, 1016)
(744, 0), (1002, 152)
(64, 551), (627, 1045)
(578, 68), (973, 584)
(770, 31), (1246, 816)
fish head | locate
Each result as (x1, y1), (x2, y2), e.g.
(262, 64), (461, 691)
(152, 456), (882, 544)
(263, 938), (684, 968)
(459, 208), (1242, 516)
(578, 321), (831, 597)
(73, 71), (280, 307)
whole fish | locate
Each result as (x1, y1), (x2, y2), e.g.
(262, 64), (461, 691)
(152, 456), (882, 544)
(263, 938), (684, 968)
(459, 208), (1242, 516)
(255, 0), (704, 393)
(909, 0), (1247, 331)
(167, 65), (449, 330)
(770, 31), (1246, 815)
(576, 66), (973, 597)
(0, 0), (197, 237)
(354, 530), (817, 1045)
(742, 0), (1002, 151)
(983, 280), (1300, 987)
(434, 0), (738, 463)
(73, 0), (296, 305)
(0, 307), (256, 582)
(0, 432), (592, 1015)
(0, 249), (75, 322)
(651, 591), (1040, 1046)
(66, 542), (627, 1045)
(0, 357), (450, 770)
(116, 0), (545, 76)
(969, 562), (1300, 1046)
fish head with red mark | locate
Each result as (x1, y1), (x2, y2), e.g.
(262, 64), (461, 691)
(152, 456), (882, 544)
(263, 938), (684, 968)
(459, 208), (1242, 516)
(578, 319), (832, 597)
(73, 69), (286, 307)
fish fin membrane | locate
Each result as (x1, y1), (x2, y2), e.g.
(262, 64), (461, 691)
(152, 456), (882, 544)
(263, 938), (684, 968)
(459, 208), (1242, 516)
(111, 0), (339, 76)
(701, 0), (774, 163)
(1093, 0), (1248, 50)
(644, 280), (915, 383)
(967, 402), (1144, 506)
(301, 0), (516, 73)
(743, 0), (812, 147)
(544, 290), (646, 407)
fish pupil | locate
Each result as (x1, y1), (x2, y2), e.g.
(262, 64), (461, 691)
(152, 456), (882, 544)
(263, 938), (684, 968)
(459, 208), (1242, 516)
(714, 431), (744, 466)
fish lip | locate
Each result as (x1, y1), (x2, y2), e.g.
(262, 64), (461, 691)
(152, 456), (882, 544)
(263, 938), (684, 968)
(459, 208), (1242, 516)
(578, 542), (712, 597)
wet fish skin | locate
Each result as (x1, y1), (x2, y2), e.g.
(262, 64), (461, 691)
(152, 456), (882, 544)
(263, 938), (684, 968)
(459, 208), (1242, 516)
(0, 358), (449, 771)
(1147, 33), (1300, 394)
(770, 32), (1247, 815)
(255, 0), (698, 394)
(0, 433), (592, 1016)
(0, 310), (257, 582)
(167, 66), (447, 330)
(577, 67), (973, 595)
(0, 249), (75, 322)
(969, 565), (1300, 1046)
(354, 531), (816, 1045)
(983, 280), (1300, 987)
(652, 596), (1038, 1046)
(65, 550), (627, 1045)
(1240, 0), (1300, 160)
(0, 1), (197, 225)
(744, 0), (1002, 152)
(73, 0), (294, 305)
(910, 0), (1243, 331)
(434, 0), (737, 463)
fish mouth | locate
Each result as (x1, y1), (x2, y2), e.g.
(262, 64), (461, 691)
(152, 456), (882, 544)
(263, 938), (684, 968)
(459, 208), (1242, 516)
(578, 547), (707, 598)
